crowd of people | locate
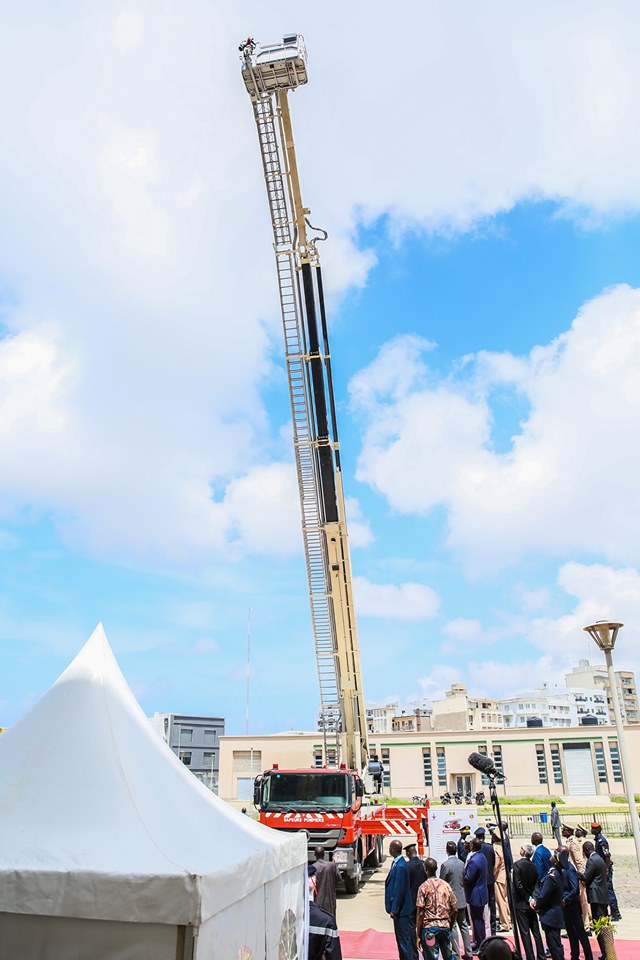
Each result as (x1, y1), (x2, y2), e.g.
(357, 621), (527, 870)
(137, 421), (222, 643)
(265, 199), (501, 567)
(305, 820), (622, 960)
(384, 820), (622, 960)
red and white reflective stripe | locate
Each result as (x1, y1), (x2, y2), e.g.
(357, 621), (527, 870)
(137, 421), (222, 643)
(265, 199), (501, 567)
(378, 820), (414, 835)
(385, 806), (425, 819)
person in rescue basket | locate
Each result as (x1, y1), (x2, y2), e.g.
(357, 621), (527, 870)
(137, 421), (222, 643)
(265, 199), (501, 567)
(386, 839), (415, 960)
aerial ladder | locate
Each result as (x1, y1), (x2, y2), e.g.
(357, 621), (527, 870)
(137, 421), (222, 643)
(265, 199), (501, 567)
(239, 35), (428, 886)
(239, 34), (367, 773)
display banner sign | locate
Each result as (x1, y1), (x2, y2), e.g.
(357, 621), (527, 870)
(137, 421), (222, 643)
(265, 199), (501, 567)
(428, 807), (478, 864)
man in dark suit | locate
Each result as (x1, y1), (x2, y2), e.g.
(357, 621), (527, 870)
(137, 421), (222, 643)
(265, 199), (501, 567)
(441, 840), (473, 959)
(530, 853), (564, 960)
(512, 843), (546, 960)
(464, 837), (489, 950)
(385, 839), (414, 960)
(475, 827), (497, 935)
(591, 822), (621, 921)
(405, 843), (426, 960)
(578, 840), (609, 959)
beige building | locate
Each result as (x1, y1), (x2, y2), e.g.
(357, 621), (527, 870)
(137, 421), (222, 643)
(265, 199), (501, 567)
(431, 683), (504, 732)
(565, 660), (639, 724)
(219, 723), (640, 802)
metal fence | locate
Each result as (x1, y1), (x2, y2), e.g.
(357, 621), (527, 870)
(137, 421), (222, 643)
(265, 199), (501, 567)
(505, 810), (633, 838)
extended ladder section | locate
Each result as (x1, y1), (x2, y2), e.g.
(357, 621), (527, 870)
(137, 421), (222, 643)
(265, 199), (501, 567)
(240, 35), (368, 772)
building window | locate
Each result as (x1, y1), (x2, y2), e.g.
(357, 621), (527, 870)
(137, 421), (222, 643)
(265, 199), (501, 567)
(313, 750), (323, 768)
(609, 742), (623, 784)
(493, 745), (504, 777)
(180, 751), (192, 766)
(203, 751), (216, 767)
(536, 745), (548, 784)
(550, 745), (563, 785)
(381, 748), (391, 790)
(232, 750), (262, 774)
(436, 747), (447, 787)
(181, 728), (193, 744)
(594, 743), (607, 784)
(422, 748), (433, 787)
(204, 729), (217, 745)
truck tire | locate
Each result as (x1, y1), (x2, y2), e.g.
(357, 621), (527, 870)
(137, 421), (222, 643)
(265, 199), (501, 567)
(365, 838), (380, 868)
(344, 872), (359, 894)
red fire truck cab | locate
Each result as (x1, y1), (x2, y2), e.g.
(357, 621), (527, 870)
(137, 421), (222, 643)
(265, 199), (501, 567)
(254, 764), (425, 893)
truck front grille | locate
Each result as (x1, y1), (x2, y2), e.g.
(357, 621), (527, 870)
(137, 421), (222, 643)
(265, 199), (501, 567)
(274, 826), (344, 855)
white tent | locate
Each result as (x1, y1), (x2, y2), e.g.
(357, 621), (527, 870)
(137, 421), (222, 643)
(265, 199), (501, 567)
(0, 624), (307, 960)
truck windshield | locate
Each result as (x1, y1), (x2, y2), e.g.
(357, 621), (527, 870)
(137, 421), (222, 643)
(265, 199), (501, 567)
(263, 772), (350, 810)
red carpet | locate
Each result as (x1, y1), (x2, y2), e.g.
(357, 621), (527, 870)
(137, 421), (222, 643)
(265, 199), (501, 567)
(340, 928), (637, 959)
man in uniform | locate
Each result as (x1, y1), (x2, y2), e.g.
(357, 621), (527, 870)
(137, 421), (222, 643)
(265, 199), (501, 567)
(562, 824), (590, 931)
(591, 822), (622, 921)
(458, 826), (471, 863)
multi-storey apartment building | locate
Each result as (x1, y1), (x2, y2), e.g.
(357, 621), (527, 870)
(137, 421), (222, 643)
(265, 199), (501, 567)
(565, 660), (638, 724)
(149, 712), (224, 792)
(432, 684), (504, 731)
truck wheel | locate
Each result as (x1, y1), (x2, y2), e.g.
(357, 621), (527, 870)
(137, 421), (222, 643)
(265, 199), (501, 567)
(344, 872), (359, 895)
(365, 839), (380, 868)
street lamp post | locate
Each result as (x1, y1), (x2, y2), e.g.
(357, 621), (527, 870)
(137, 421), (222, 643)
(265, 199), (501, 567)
(583, 621), (640, 870)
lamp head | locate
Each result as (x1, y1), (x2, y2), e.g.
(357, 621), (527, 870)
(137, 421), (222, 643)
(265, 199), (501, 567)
(583, 620), (623, 653)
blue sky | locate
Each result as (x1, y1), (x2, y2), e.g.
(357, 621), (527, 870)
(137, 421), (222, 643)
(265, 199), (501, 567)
(2, 3), (640, 734)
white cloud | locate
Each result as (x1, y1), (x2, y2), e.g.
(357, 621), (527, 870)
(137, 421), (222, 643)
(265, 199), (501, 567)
(345, 497), (374, 549)
(466, 655), (558, 700)
(442, 619), (484, 644)
(528, 562), (640, 672)
(3, 5), (640, 568)
(417, 665), (460, 701)
(353, 285), (640, 574)
(354, 576), (439, 621)
(219, 462), (301, 557)
(517, 586), (552, 615)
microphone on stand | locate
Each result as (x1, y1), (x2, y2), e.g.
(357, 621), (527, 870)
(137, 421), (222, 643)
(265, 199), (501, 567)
(467, 751), (505, 780)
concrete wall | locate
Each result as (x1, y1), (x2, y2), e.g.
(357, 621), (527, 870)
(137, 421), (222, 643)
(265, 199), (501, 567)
(219, 724), (640, 801)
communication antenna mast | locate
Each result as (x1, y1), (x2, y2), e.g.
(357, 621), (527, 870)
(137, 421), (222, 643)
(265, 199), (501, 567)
(245, 607), (251, 736)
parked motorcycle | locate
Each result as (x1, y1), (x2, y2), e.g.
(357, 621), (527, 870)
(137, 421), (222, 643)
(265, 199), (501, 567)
(475, 790), (486, 806)
(440, 791), (452, 805)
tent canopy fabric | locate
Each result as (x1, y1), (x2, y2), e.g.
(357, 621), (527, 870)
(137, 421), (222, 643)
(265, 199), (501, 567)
(0, 624), (307, 926)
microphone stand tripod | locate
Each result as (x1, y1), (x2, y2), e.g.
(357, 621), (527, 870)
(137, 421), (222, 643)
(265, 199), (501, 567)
(488, 773), (523, 960)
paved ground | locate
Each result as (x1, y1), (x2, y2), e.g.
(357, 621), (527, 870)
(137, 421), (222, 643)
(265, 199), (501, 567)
(335, 837), (640, 956)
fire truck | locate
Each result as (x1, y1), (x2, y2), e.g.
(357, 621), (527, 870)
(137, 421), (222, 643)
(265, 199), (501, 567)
(239, 34), (428, 892)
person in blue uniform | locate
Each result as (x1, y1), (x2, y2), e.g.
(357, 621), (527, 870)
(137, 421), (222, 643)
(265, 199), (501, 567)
(591, 822), (621, 921)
